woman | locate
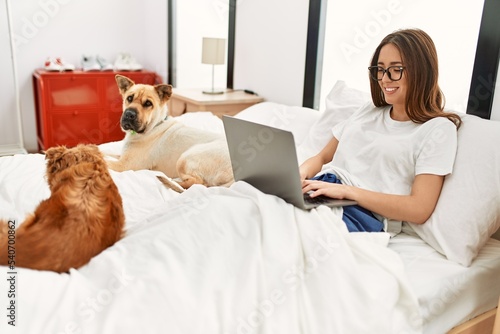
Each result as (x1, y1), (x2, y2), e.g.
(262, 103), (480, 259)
(300, 28), (462, 231)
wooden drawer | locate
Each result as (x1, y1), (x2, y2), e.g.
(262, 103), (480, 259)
(45, 76), (101, 110)
(48, 111), (100, 148)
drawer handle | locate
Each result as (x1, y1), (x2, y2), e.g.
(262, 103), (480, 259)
(73, 110), (79, 115)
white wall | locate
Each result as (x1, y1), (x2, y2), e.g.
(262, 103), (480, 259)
(233, 0), (309, 106)
(5, 0), (167, 152)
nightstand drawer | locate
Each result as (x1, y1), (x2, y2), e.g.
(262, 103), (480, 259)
(49, 111), (100, 148)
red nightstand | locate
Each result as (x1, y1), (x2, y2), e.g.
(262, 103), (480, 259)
(32, 69), (160, 151)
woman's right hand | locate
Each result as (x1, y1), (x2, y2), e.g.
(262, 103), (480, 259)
(300, 137), (339, 181)
(299, 167), (308, 182)
(299, 155), (323, 181)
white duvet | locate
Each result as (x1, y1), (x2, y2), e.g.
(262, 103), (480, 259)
(0, 112), (422, 334)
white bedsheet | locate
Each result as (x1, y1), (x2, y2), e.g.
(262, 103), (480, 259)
(389, 226), (500, 333)
(0, 150), (422, 333)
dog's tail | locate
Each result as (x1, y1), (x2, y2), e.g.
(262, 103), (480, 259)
(156, 175), (185, 193)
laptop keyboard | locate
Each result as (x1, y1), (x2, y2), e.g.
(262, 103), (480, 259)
(303, 193), (332, 205)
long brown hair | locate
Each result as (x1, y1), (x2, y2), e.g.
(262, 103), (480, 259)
(369, 28), (462, 128)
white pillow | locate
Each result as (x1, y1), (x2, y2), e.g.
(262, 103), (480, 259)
(235, 101), (321, 146)
(298, 81), (370, 159)
(410, 115), (500, 266)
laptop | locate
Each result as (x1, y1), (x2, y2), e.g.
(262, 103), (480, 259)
(222, 116), (357, 210)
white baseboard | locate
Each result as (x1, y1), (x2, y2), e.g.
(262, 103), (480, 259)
(0, 144), (28, 156)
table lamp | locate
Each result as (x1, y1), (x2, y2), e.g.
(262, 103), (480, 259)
(202, 37), (226, 94)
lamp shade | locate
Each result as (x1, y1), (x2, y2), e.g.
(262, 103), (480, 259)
(201, 37), (226, 65)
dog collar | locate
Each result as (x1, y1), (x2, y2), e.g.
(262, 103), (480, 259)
(154, 115), (168, 128)
(153, 118), (166, 129)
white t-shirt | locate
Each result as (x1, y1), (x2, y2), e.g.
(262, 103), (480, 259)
(332, 103), (458, 196)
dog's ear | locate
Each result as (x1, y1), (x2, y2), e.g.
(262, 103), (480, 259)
(155, 84), (172, 103)
(45, 145), (66, 162)
(115, 75), (135, 94)
(44, 146), (67, 185)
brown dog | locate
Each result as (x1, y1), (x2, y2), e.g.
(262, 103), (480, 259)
(0, 144), (124, 273)
(107, 75), (233, 191)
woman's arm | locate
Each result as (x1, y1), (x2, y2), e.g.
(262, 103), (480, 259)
(299, 137), (339, 180)
(302, 173), (445, 224)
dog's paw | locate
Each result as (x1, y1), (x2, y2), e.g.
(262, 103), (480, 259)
(156, 175), (185, 193)
(106, 160), (122, 171)
(103, 153), (121, 161)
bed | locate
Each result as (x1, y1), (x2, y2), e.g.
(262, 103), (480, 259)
(0, 81), (499, 334)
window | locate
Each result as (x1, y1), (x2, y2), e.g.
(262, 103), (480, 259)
(169, 0), (229, 90)
(314, 0), (484, 114)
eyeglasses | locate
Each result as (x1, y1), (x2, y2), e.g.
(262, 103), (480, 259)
(368, 66), (405, 81)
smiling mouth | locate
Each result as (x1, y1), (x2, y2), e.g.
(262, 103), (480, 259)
(384, 87), (398, 93)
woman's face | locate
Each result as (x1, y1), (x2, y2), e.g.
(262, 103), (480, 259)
(377, 43), (407, 114)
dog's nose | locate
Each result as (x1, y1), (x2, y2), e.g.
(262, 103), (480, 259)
(123, 108), (137, 121)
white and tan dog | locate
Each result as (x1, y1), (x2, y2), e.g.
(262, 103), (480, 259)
(107, 75), (234, 191)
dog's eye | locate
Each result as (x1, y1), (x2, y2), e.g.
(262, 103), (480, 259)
(127, 95), (133, 103)
(143, 100), (153, 107)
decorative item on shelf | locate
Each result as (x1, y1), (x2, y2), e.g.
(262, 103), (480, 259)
(114, 53), (143, 71)
(81, 55), (101, 71)
(44, 57), (75, 71)
(201, 37), (226, 95)
(81, 55), (114, 71)
(96, 55), (114, 71)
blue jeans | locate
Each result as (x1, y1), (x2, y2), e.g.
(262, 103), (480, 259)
(311, 173), (384, 233)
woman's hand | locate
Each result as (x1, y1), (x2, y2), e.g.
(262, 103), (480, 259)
(301, 179), (349, 199)
(299, 166), (310, 182)
(299, 156), (322, 181)
(302, 174), (446, 224)
(299, 137), (340, 181)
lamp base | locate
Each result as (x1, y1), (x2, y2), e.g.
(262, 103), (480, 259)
(202, 90), (224, 95)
